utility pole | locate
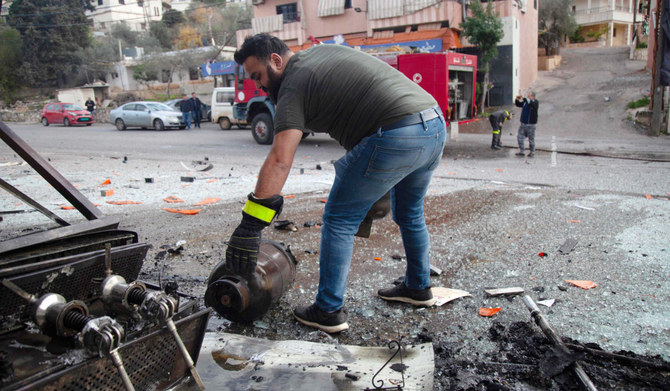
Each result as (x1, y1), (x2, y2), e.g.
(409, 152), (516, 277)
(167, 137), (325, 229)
(650, 0), (664, 136)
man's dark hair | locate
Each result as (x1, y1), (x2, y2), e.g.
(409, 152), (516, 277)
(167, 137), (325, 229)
(234, 33), (290, 65)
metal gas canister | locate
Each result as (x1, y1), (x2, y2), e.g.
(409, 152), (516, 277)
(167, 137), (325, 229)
(204, 240), (297, 323)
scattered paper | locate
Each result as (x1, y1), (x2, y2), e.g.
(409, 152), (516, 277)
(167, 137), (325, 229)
(194, 197), (221, 206)
(164, 195), (184, 203)
(574, 203), (594, 210)
(565, 280), (598, 290)
(537, 299), (555, 307)
(478, 307), (502, 317)
(431, 287), (471, 306)
(106, 201), (142, 205)
(162, 208), (202, 215)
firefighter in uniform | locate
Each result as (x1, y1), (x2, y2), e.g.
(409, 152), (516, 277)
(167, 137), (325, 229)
(489, 110), (511, 150)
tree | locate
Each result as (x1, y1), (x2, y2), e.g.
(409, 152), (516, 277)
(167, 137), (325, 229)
(150, 21), (175, 50)
(538, 0), (578, 55)
(8, 0), (95, 88)
(0, 26), (23, 103)
(460, 0), (504, 112)
(162, 9), (186, 28)
(75, 35), (121, 85)
(111, 23), (138, 47)
(139, 47), (217, 98)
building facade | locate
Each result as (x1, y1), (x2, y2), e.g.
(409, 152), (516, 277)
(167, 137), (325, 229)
(235, 0), (538, 106)
(572, 0), (644, 46)
(87, 0), (163, 32)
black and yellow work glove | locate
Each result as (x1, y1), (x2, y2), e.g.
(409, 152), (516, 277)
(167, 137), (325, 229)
(225, 193), (283, 276)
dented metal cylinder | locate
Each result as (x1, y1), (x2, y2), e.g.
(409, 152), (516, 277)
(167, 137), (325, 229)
(205, 240), (297, 323)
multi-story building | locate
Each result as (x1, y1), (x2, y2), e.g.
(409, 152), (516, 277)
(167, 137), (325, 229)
(87, 0), (163, 32)
(572, 0), (644, 46)
(233, 0), (538, 106)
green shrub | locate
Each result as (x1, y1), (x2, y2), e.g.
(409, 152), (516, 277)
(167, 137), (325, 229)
(627, 97), (650, 109)
(636, 41), (648, 49)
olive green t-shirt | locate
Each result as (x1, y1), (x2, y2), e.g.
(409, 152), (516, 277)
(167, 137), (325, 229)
(273, 45), (437, 150)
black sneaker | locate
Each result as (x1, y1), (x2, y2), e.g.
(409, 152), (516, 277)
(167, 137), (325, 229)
(378, 282), (436, 307)
(528, 152), (535, 157)
(293, 303), (349, 333)
(491, 145), (501, 150)
(515, 152), (525, 156)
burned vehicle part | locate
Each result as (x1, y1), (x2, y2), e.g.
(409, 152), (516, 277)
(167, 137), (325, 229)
(0, 120), (210, 390)
(356, 191), (391, 238)
(205, 240), (297, 322)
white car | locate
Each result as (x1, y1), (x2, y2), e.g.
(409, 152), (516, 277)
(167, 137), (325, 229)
(110, 101), (186, 131)
(211, 87), (247, 130)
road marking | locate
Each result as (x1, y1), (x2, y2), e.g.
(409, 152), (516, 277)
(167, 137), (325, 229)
(551, 136), (557, 167)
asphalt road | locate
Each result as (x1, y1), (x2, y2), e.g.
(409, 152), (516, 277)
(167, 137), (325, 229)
(1, 46), (669, 389)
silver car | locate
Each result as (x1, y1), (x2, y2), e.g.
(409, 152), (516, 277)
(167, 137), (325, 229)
(110, 101), (186, 131)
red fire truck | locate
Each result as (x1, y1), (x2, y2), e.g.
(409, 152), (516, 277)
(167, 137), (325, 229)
(233, 51), (477, 145)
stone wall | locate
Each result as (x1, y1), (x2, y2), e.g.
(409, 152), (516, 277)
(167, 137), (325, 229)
(0, 108), (112, 124)
(538, 55), (562, 71)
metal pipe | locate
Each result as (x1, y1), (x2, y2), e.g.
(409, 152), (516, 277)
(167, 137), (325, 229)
(166, 319), (205, 390)
(110, 349), (136, 391)
(522, 295), (598, 391)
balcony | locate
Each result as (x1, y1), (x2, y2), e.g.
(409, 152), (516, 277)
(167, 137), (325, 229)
(574, 6), (635, 25)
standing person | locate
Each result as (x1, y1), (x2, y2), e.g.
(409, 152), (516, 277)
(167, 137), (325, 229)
(515, 90), (539, 157)
(180, 93), (194, 129)
(209, 33), (446, 334)
(190, 92), (202, 128)
(488, 109), (511, 150)
(85, 97), (95, 115)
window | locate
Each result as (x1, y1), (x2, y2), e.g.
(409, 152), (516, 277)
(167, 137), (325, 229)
(345, 0), (352, 8)
(276, 3), (298, 23)
(123, 104), (136, 111)
(189, 67), (200, 81)
(613, 28), (616, 37)
(119, 0), (125, 4)
(534, 0), (537, 10)
(154, 7), (159, 16)
(98, 0), (103, 5)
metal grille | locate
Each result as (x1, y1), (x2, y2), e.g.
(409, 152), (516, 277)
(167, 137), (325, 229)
(0, 243), (148, 331)
(29, 309), (210, 391)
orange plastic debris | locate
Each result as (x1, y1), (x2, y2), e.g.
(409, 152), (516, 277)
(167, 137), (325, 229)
(206, 179), (218, 183)
(101, 190), (114, 197)
(194, 197), (220, 206)
(565, 280), (598, 290)
(567, 220), (581, 223)
(285, 195), (296, 199)
(495, 169), (503, 172)
(100, 179), (111, 186)
(645, 194), (653, 199)
(106, 200), (142, 205)
(479, 307), (502, 317)
(374, 257), (382, 261)
(319, 199), (328, 203)
(61, 206), (75, 210)
(162, 208), (202, 215)
(164, 196), (184, 203)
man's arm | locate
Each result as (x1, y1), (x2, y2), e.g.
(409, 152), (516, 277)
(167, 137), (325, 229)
(254, 128), (304, 198)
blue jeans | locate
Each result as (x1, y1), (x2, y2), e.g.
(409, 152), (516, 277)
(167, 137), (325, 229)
(517, 123), (536, 153)
(315, 107), (447, 311)
(183, 111), (192, 129)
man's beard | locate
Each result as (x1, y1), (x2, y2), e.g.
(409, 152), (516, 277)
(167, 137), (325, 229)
(262, 65), (283, 104)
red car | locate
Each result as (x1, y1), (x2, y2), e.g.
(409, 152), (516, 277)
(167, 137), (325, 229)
(40, 102), (94, 127)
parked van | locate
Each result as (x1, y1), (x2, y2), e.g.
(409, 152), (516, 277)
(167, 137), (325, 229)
(211, 87), (247, 130)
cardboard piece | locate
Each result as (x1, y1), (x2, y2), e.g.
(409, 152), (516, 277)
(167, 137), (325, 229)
(431, 287), (471, 306)
(485, 287), (524, 297)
